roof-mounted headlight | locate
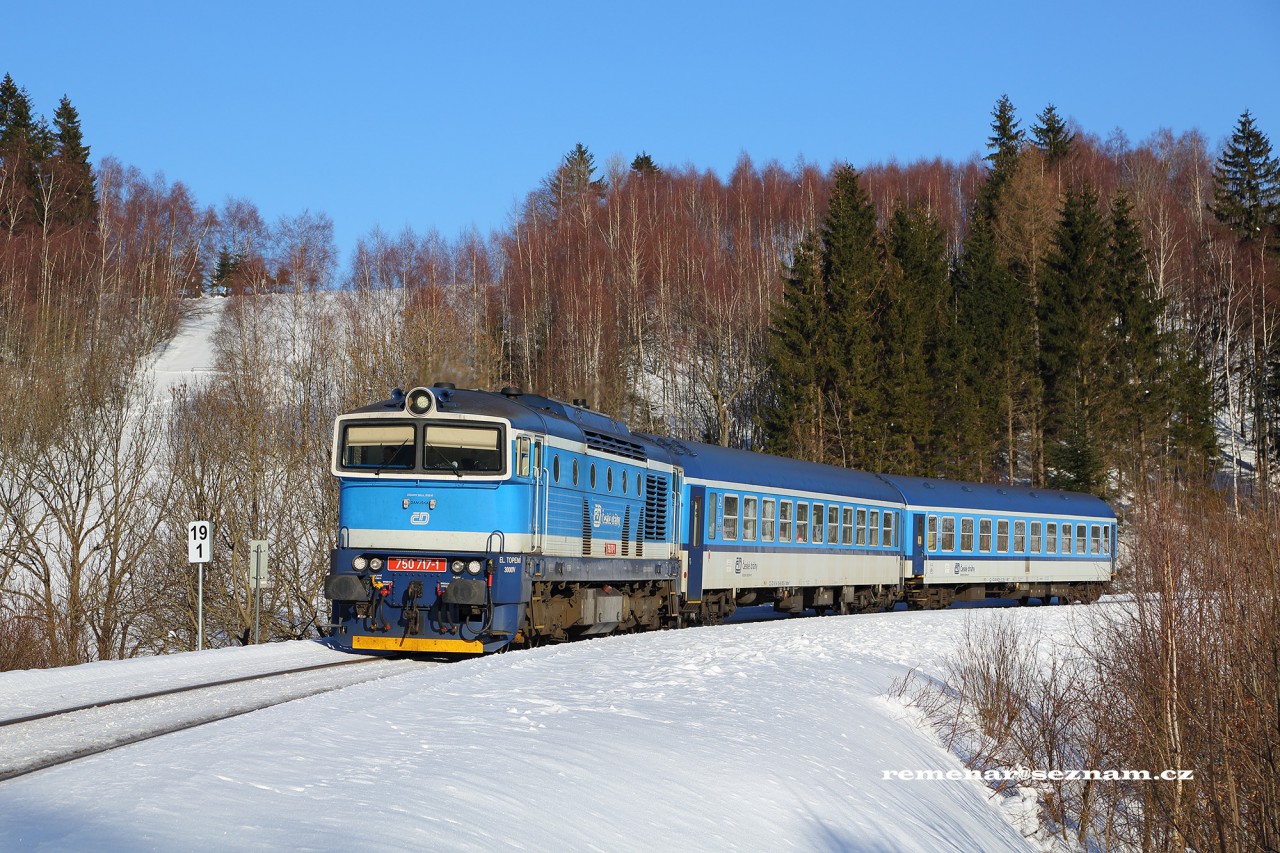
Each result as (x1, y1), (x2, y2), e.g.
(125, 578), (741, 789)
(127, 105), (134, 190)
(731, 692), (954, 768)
(406, 387), (435, 416)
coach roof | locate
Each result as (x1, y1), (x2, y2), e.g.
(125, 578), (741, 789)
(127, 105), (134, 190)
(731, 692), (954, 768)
(879, 473), (1115, 519)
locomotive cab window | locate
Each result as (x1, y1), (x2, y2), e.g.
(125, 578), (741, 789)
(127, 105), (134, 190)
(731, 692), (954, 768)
(422, 424), (504, 473)
(341, 424), (415, 470)
(517, 436), (531, 477)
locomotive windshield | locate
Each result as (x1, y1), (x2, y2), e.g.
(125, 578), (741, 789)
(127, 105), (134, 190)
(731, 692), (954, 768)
(341, 424), (415, 470)
(422, 424), (504, 473)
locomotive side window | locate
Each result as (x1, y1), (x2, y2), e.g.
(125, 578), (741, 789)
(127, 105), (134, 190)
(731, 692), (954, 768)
(590, 463), (597, 489)
(868, 509), (880, 547)
(883, 511), (896, 548)
(1047, 522), (1058, 553)
(1030, 521), (1042, 553)
(997, 519), (1009, 553)
(622, 470), (628, 494)
(517, 436), (531, 477)
(723, 495), (740, 541)
(743, 497), (758, 541)
(553, 455), (561, 482)
(979, 519), (992, 552)
(812, 503), (825, 544)
(779, 501), (793, 542)
(960, 518), (974, 552)
(572, 459), (580, 486)
(796, 503), (809, 543)
(341, 424), (415, 470)
(607, 467), (613, 492)
(940, 516), (955, 551)
(842, 507), (853, 545)
(762, 499), (776, 542)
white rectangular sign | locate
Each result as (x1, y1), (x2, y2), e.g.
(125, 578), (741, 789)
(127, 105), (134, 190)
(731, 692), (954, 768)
(249, 539), (270, 588)
(188, 520), (212, 564)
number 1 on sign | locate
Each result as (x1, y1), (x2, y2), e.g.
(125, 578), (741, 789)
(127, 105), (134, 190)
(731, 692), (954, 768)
(188, 520), (212, 564)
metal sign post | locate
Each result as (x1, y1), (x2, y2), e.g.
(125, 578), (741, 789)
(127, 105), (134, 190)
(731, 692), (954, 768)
(188, 521), (212, 651)
(249, 540), (270, 644)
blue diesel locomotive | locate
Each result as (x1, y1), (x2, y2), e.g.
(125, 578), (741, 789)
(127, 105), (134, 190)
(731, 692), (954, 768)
(324, 386), (1116, 654)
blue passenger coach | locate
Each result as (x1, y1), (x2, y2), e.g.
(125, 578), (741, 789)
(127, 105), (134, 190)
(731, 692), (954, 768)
(325, 386), (1115, 655)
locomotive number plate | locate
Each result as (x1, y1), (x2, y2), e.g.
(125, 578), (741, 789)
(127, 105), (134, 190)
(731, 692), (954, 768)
(388, 557), (446, 572)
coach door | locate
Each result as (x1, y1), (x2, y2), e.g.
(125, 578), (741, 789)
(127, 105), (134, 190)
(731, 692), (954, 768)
(911, 514), (926, 577)
(687, 485), (706, 602)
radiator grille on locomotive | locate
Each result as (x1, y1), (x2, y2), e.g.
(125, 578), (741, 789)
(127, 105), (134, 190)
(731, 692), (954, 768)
(644, 473), (668, 541)
(583, 430), (647, 461)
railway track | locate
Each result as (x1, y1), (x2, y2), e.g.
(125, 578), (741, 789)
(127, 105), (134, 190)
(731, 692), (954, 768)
(0, 656), (432, 783)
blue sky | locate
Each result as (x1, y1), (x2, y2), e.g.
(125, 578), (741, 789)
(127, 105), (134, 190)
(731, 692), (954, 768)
(2, 1), (1276, 264)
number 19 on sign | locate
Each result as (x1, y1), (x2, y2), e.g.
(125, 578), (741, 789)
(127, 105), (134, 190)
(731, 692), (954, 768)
(188, 520), (211, 651)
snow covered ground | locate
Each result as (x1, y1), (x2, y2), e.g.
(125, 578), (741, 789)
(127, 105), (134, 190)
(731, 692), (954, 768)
(0, 605), (1098, 852)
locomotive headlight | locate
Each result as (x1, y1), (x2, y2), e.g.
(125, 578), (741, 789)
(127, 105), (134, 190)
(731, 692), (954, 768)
(353, 556), (368, 571)
(406, 387), (435, 416)
(467, 559), (482, 575)
(369, 557), (383, 571)
(450, 560), (465, 574)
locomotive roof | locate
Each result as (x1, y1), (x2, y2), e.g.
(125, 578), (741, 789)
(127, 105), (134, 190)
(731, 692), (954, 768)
(879, 473), (1115, 519)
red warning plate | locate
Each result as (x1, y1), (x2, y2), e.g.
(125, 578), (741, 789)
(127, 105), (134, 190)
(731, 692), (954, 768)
(388, 557), (446, 572)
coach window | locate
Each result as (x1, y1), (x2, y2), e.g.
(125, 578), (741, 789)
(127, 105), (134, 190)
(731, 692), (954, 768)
(883, 511), (896, 548)
(762, 499), (776, 542)
(723, 495), (740, 541)
(940, 516), (955, 551)
(1090, 525), (1101, 555)
(779, 501), (793, 543)
(1076, 525), (1087, 554)
(856, 508), (867, 545)
(868, 509), (880, 547)
(1062, 523), (1073, 554)
(927, 515), (938, 551)
(1102, 524), (1113, 555)
(1013, 520), (1026, 553)
(743, 497), (758, 541)
(708, 493), (719, 540)
(1030, 522), (1041, 553)
(828, 505), (840, 545)
(961, 518), (974, 552)
(979, 519), (992, 552)
(1046, 522), (1058, 553)
(997, 519), (1009, 553)
(796, 503), (810, 543)
(812, 503), (825, 544)
(842, 507), (854, 545)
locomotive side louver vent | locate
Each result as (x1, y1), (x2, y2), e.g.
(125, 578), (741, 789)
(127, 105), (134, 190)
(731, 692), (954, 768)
(636, 507), (644, 557)
(643, 474), (668, 541)
(582, 499), (592, 556)
(622, 505), (631, 556)
(583, 430), (647, 461)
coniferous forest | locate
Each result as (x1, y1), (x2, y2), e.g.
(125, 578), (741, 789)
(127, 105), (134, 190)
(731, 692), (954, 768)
(4, 70), (1280, 848)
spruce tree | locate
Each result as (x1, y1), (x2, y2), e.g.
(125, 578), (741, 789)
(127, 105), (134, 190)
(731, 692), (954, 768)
(630, 152), (659, 176)
(51, 96), (96, 226)
(1210, 110), (1280, 240)
(1031, 104), (1075, 166)
(539, 142), (607, 225)
(977, 95), (1025, 220)
(762, 234), (827, 459)
(820, 165), (883, 468)
(1040, 188), (1109, 492)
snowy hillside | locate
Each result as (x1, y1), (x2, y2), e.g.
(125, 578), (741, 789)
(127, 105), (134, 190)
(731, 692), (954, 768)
(0, 605), (1099, 851)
